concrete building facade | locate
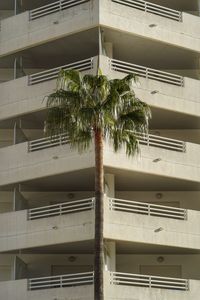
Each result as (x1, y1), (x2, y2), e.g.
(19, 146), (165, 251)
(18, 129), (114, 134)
(0, 0), (200, 299)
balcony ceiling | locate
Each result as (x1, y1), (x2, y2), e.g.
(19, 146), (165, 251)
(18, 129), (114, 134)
(5, 240), (94, 254)
(116, 240), (200, 254)
(103, 28), (199, 73)
(1, 165), (200, 192)
(0, 28), (99, 69)
(0, 0), (198, 13)
(4, 239), (200, 255)
(149, 0), (198, 12)
(0, 0), (55, 10)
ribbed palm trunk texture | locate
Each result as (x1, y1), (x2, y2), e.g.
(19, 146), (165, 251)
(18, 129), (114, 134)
(94, 129), (104, 300)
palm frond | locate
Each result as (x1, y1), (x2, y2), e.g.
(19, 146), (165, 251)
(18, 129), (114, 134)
(44, 68), (151, 156)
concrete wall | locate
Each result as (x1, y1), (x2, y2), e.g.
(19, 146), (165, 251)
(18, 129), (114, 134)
(0, 279), (93, 300)
(0, 192), (200, 252)
(0, 65), (96, 121)
(0, 254), (93, 279)
(0, 1), (98, 57)
(104, 141), (200, 184)
(105, 271), (200, 300)
(1, 0), (200, 56)
(116, 191), (200, 210)
(0, 138), (199, 186)
(0, 56), (200, 122)
(117, 254), (200, 279)
(104, 197), (200, 250)
(0, 142), (95, 186)
(0, 208), (94, 252)
(101, 0), (200, 53)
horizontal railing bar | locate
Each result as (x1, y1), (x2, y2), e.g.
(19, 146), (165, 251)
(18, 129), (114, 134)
(112, 60), (182, 79)
(29, 204), (92, 216)
(112, 0), (181, 21)
(110, 198), (186, 220)
(28, 198), (94, 219)
(30, 271), (93, 282)
(31, 275), (93, 284)
(29, 137), (69, 147)
(112, 272), (187, 281)
(29, 207), (93, 220)
(111, 65), (183, 86)
(29, 65), (91, 85)
(29, 205), (93, 217)
(110, 59), (183, 86)
(112, 207), (185, 219)
(112, 206), (185, 219)
(29, 198), (93, 212)
(28, 58), (93, 85)
(30, 0), (89, 20)
(30, 59), (92, 78)
(29, 141), (69, 151)
(28, 131), (186, 153)
(31, 0), (61, 13)
(137, 136), (183, 147)
(113, 204), (184, 216)
(111, 198), (184, 211)
(31, 0), (87, 13)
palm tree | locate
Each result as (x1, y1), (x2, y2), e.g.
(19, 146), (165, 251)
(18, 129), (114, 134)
(44, 69), (151, 300)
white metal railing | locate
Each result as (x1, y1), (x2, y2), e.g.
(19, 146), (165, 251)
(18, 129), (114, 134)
(110, 59), (184, 86)
(136, 132), (186, 152)
(28, 132), (186, 153)
(28, 271), (94, 290)
(110, 272), (189, 291)
(109, 198), (187, 220)
(28, 133), (69, 152)
(28, 58), (93, 85)
(112, 0), (182, 22)
(28, 198), (94, 220)
(29, 0), (89, 20)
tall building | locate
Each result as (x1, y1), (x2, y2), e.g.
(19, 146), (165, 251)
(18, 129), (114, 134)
(0, 0), (200, 299)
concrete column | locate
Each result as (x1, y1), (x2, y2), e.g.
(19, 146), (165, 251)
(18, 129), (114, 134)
(13, 185), (28, 211)
(197, 0), (200, 16)
(105, 241), (116, 271)
(104, 174), (115, 197)
(13, 256), (27, 280)
(104, 43), (113, 58)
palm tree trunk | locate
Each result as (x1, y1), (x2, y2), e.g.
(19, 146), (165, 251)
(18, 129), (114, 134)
(94, 129), (104, 300)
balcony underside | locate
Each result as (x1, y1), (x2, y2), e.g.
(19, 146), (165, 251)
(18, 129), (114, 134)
(1, 0), (200, 57)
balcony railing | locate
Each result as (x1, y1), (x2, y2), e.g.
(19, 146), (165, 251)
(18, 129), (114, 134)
(28, 58), (93, 85)
(29, 0), (89, 20)
(28, 132), (186, 153)
(28, 198), (94, 220)
(28, 271), (94, 290)
(136, 132), (186, 152)
(110, 272), (189, 291)
(112, 0), (182, 22)
(28, 133), (69, 152)
(109, 198), (187, 220)
(110, 59), (184, 86)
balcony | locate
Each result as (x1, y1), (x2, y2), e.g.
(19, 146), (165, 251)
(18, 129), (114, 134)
(0, 197), (94, 252)
(0, 128), (199, 187)
(0, 273), (94, 300)
(101, 0), (200, 53)
(0, 269), (200, 300)
(0, 192), (200, 251)
(105, 196), (200, 249)
(28, 271), (94, 290)
(112, 0), (182, 22)
(0, 0), (97, 57)
(0, 54), (200, 121)
(106, 271), (200, 299)
(1, 0), (200, 56)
